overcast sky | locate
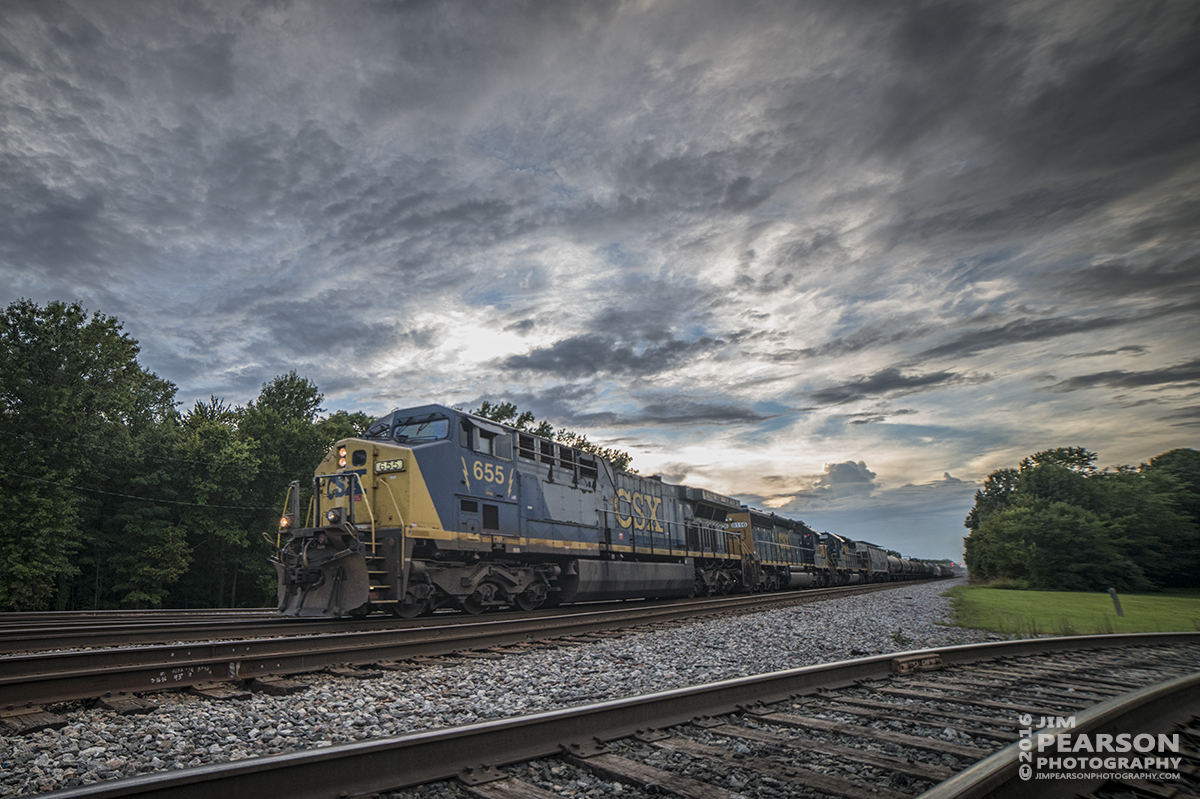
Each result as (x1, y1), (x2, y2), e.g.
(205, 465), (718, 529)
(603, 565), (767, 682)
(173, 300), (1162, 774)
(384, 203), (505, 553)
(3, 0), (1198, 560)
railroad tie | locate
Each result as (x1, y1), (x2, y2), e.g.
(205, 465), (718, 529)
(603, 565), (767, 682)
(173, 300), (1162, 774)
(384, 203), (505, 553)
(0, 707), (67, 735)
(757, 711), (992, 761)
(462, 775), (563, 799)
(567, 752), (739, 799)
(247, 676), (307, 695)
(188, 683), (253, 701)
(873, 686), (1082, 717)
(817, 694), (1016, 732)
(816, 701), (1018, 743)
(654, 734), (911, 799)
(895, 678), (1095, 708)
(717, 723), (955, 783)
(962, 665), (1142, 693)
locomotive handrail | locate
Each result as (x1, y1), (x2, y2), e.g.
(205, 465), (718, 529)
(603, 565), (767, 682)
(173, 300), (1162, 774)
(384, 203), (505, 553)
(375, 478), (410, 604)
(348, 471), (376, 551)
(376, 478), (407, 532)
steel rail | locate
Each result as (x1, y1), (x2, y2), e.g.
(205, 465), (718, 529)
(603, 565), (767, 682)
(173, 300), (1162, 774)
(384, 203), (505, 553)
(0, 609), (274, 621)
(0, 580), (924, 654)
(0, 580), (916, 708)
(0, 615), (409, 654)
(37, 632), (1200, 799)
(1, 579), (932, 653)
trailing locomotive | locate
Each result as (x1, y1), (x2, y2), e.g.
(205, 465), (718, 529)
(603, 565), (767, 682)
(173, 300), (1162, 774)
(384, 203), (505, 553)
(272, 403), (947, 617)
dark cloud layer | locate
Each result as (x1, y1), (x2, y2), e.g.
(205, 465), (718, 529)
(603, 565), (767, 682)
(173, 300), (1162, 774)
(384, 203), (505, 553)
(2, 0), (1198, 560)
(808, 368), (962, 406)
(1050, 358), (1200, 393)
(504, 334), (723, 378)
(914, 315), (1134, 361)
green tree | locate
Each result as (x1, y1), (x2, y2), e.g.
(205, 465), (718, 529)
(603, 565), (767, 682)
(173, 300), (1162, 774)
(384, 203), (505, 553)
(76, 416), (191, 609)
(1097, 463), (1200, 588)
(165, 416), (263, 608)
(1147, 449), (1200, 527)
(473, 401), (555, 437)
(1024, 447), (1098, 474)
(183, 396), (238, 430)
(965, 446), (1200, 591)
(968, 500), (1146, 591)
(0, 300), (176, 610)
(317, 410), (376, 443)
(964, 467), (1019, 531)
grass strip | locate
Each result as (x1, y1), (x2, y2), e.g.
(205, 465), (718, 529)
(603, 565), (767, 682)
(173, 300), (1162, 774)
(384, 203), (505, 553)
(943, 585), (1200, 636)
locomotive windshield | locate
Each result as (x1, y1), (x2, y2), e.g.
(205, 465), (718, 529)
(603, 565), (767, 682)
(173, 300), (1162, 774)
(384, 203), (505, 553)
(364, 413), (450, 444)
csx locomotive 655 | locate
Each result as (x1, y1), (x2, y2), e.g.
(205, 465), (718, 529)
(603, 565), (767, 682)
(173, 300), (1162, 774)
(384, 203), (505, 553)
(273, 403), (946, 617)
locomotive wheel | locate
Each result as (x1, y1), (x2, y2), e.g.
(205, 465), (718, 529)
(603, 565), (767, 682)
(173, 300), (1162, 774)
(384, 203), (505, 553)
(461, 581), (503, 615)
(392, 592), (429, 619)
(514, 584), (547, 611)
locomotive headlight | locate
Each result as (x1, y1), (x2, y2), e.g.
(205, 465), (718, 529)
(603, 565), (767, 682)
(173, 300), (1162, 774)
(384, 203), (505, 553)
(279, 515), (292, 530)
(337, 446), (348, 468)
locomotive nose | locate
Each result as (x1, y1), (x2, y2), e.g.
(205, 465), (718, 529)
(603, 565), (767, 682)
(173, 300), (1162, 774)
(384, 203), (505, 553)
(275, 524), (372, 617)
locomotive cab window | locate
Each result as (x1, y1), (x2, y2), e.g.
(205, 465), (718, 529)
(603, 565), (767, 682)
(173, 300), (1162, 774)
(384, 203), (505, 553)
(366, 413), (450, 443)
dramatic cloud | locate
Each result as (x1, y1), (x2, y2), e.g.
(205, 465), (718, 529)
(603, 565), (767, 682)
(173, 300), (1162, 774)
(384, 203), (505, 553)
(913, 316), (1136, 361)
(3, 0), (1198, 559)
(808, 369), (964, 406)
(1049, 358), (1200, 393)
(503, 334), (723, 378)
(815, 461), (878, 497)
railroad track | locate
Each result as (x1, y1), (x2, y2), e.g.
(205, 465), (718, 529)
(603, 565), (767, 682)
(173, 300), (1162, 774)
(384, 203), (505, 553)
(35, 634), (1200, 799)
(0, 581), (923, 710)
(0, 582), (928, 655)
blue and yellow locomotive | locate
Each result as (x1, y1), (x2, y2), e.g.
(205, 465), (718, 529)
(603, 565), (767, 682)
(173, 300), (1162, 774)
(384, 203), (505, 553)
(273, 403), (940, 617)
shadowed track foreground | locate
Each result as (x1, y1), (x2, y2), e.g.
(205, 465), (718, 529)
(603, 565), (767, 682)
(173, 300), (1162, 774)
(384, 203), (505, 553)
(37, 634), (1200, 799)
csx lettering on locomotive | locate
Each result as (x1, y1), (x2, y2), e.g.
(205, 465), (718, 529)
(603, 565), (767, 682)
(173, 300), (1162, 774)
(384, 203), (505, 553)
(613, 488), (663, 531)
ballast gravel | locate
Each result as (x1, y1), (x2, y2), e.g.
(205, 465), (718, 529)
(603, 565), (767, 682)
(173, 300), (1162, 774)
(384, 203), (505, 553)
(1, 580), (996, 796)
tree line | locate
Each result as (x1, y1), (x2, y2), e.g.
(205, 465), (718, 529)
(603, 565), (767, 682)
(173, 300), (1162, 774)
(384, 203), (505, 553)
(0, 299), (368, 610)
(963, 446), (1200, 591)
(0, 299), (631, 611)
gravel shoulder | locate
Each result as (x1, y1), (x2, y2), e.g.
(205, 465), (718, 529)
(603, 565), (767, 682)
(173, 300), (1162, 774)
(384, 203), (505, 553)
(1, 579), (992, 796)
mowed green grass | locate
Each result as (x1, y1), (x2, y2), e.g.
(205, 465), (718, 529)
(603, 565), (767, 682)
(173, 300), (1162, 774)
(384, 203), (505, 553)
(944, 585), (1200, 636)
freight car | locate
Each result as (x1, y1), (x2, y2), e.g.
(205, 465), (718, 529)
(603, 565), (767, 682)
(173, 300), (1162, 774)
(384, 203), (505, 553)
(272, 403), (945, 617)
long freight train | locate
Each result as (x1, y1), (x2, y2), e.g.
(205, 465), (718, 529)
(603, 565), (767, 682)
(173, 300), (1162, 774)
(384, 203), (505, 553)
(273, 403), (949, 617)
